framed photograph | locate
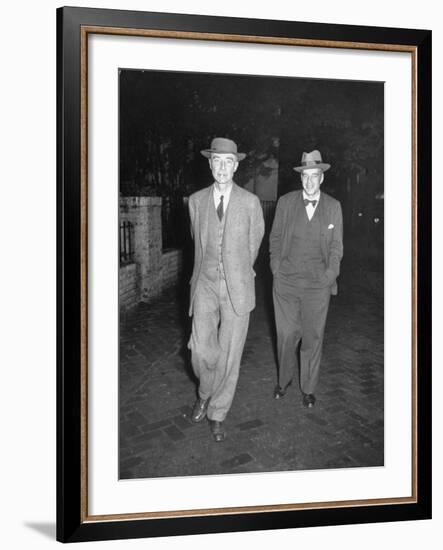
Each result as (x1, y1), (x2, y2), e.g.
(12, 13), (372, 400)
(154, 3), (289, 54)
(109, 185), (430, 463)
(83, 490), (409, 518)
(57, 6), (431, 543)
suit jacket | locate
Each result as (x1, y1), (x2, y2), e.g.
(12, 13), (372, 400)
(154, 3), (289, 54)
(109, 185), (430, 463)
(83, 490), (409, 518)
(269, 190), (343, 295)
(188, 182), (265, 316)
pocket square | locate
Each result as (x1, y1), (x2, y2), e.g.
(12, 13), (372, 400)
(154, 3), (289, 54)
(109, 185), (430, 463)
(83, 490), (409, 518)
(328, 224), (334, 229)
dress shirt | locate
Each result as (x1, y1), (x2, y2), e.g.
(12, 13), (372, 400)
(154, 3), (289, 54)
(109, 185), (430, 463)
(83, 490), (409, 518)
(303, 190), (321, 221)
(213, 182), (233, 211)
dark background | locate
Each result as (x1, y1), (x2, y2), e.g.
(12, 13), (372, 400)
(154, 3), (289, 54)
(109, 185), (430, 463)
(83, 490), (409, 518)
(119, 69), (384, 267)
(118, 69), (386, 481)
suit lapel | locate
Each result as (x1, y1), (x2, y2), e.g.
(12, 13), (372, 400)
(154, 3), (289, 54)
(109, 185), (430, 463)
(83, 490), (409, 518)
(280, 192), (298, 261)
(317, 192), (327, 229)
(199, 185), (212, 254)
(222, 182), (240, 247)
(317, 192), (328, 259)
(289, 190), (301, 235)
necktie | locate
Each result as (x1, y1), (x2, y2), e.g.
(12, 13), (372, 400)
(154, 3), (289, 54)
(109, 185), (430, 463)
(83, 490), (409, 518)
(217, 195), (224, 221)
(303, 198), (317, 207)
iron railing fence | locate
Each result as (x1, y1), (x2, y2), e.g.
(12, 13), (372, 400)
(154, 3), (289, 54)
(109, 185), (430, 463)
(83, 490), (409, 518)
(120, 220), (134, 265)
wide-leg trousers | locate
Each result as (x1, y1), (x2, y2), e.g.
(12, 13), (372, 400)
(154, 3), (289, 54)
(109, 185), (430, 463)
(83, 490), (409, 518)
(188, 276), (250, 422)
(273, 274), (331, 395)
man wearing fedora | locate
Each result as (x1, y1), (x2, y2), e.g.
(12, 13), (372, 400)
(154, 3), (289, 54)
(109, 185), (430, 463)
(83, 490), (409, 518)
(187, 137), (265, 442)
(270, 150), (343, 408)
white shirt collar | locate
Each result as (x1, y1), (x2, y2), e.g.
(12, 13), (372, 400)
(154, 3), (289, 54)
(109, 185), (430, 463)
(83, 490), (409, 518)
(213, 182), (233, 208)
(302, 190), (321, 203)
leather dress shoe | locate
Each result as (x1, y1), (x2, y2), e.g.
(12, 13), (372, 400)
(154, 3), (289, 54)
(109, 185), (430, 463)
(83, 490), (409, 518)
(302, 393), (316, 408)
(209, 420), (226, 442)
(190, 398), (209, 423)
(273, 382), (290, 399)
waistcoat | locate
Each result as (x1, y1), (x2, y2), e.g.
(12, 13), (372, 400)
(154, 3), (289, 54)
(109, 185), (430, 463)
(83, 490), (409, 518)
(200, 197), (227, 284)
(280, 200), (326, 287)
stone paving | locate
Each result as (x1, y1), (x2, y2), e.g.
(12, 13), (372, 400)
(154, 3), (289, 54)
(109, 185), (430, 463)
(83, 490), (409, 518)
(119, 259), (384, 479)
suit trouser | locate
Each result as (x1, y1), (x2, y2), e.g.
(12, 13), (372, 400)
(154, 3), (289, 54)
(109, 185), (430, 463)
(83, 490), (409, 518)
(273, 274), (331, 395)
(189, 276), (250, 422)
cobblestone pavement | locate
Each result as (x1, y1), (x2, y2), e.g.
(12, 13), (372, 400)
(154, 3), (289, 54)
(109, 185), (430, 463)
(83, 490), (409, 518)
(119, 260), (384, 479)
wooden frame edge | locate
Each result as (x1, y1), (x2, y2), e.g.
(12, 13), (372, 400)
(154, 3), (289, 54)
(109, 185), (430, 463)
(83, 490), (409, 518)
(80, 24), (89, 524)
(82, 25), (417, 53)
(68, 16), (428, 537)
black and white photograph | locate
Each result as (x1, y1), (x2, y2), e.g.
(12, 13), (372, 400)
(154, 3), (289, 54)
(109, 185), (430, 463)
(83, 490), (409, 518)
(1, 0), (436, 547)
(118, 69), (384, 479)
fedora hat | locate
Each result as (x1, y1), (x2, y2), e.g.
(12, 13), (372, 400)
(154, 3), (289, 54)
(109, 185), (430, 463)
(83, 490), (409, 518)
(200, 137), (246, 161)
(293, 150), (330, 172)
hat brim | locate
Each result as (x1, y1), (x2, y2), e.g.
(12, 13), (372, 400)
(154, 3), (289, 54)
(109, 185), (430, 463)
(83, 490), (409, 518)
(293, 163), (330, 172)
(201, 149), (246, 161)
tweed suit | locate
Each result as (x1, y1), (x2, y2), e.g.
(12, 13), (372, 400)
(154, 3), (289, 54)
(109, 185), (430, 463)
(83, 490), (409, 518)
(188, 182), (264, 421)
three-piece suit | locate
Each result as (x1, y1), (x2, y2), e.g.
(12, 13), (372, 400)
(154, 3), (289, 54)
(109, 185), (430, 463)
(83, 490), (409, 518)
(188, 182), (265, 422)
(270, 190), (343, 395)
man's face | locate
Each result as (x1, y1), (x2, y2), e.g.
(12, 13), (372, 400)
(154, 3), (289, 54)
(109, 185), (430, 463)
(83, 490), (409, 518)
(209, 153), (238, 185)
(301, 168), (324, 196)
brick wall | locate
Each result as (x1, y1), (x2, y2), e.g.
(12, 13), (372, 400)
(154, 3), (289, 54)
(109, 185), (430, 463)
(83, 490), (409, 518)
(161, 249), (183, 290)
(120, 196), (163, 304)
(119, 262), (138, 312)
(119, 196), (184, 313)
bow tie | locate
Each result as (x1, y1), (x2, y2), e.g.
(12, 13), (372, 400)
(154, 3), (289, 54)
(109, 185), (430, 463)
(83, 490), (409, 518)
(303, 198), (318, 207)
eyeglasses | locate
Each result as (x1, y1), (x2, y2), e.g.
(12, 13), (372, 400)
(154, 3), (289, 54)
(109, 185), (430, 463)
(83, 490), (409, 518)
(301, 173), (322, 183)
